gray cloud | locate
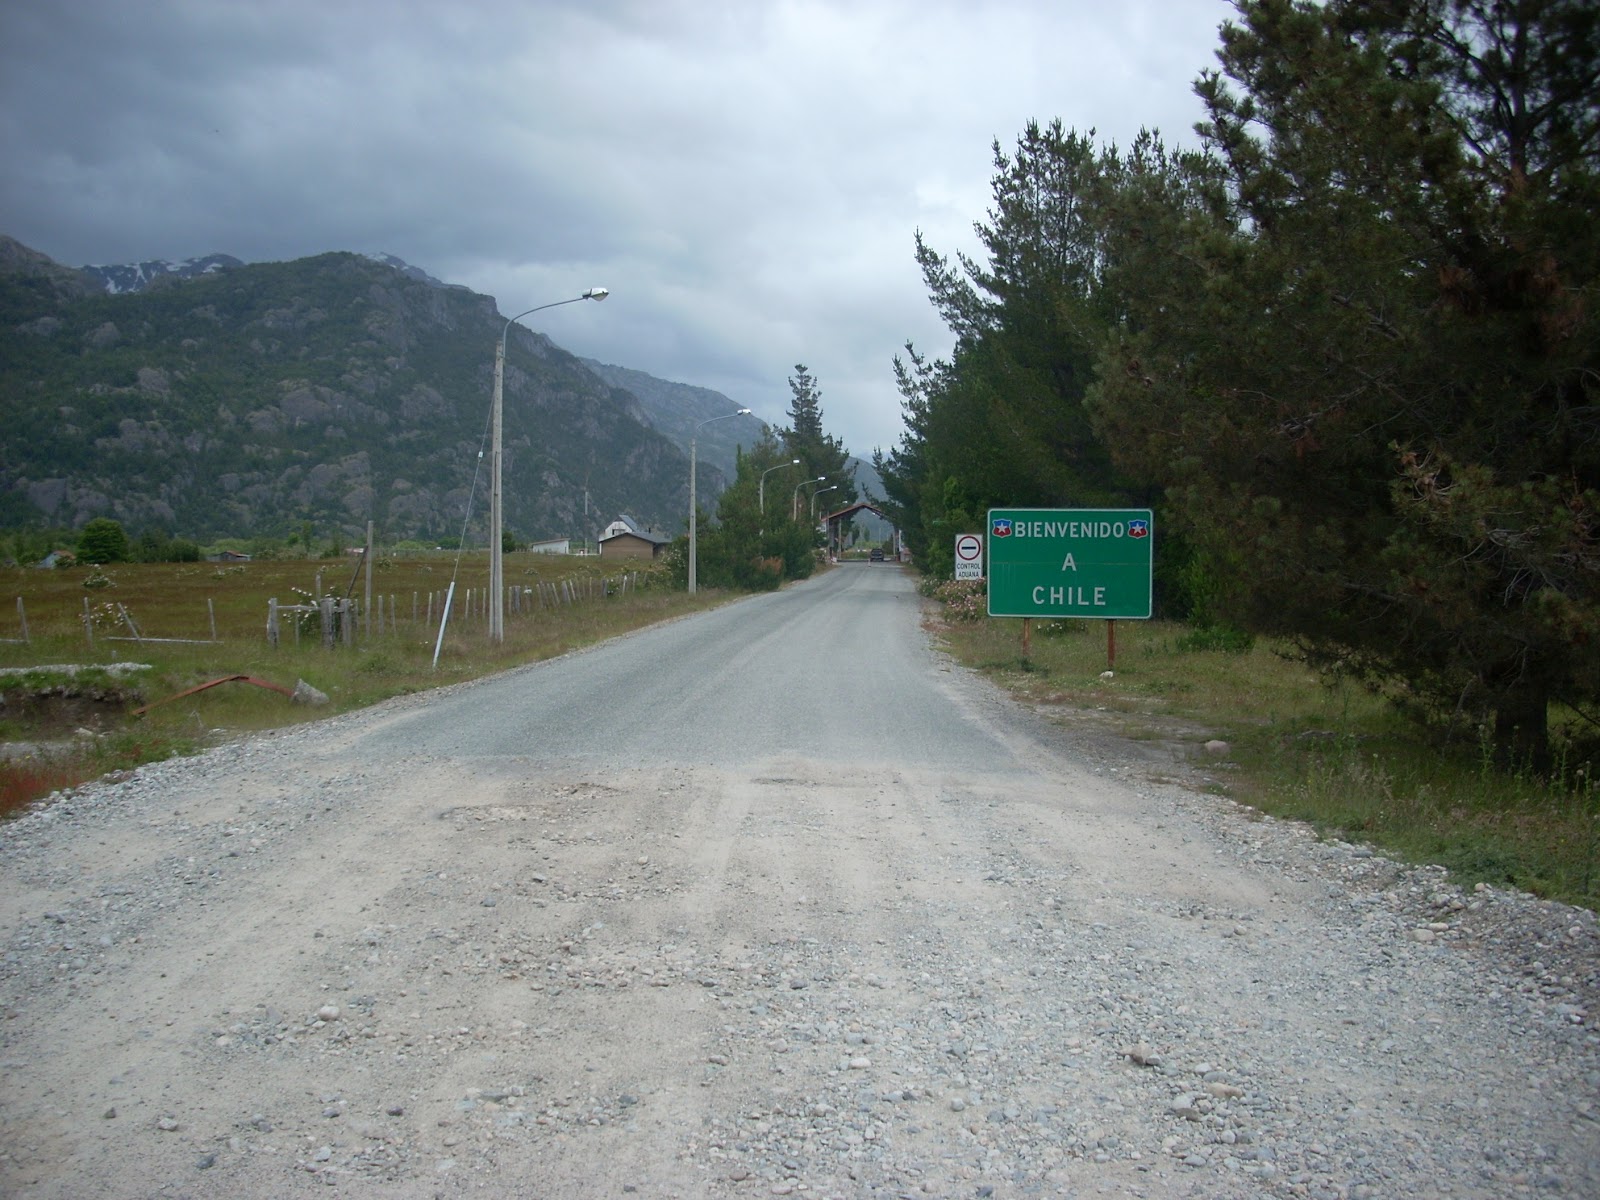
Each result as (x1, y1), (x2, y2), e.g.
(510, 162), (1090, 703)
(1, 0), (1231, 458)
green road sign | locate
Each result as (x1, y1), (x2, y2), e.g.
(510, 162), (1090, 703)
(986, 508), (1153, 619)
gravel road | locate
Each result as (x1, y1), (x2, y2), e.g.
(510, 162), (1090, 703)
(1, 565), (1596, 1199)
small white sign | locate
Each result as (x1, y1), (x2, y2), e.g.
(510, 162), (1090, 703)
(954, 533), (984, 580)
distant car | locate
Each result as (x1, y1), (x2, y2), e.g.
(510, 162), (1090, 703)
(869, 549), (885, 562)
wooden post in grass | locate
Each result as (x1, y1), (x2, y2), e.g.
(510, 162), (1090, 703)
(208, 598), (218, 642)
(320, 596), (335, 649)
(268, 598), (280, 648)
(17, 596), (28, 644)
(1107, 620), (1116, 671)
(82, 597), (93, 648)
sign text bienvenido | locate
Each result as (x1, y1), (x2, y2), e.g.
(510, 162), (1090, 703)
(986, 508), (1153, 619)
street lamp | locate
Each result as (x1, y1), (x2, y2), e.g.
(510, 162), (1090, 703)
(489, 287), (608, 643)
(792, 476), (827, 521)
(688, 408), (752, 595)
(759, 459), (801, 514)
(810, 484), (839, 519)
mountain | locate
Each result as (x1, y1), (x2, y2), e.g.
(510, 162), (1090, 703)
(359, 254), (467, 292)
(0, 240), (696, 545)
(580, 359), (763, 484)
(0, 235), (100, 307)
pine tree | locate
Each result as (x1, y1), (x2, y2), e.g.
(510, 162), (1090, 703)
(1088, 0), (1600, 767)
(781, 365), (855, 510)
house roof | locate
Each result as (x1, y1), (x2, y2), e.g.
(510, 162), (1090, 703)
(600, 526), (672, 546)
(822, 500), (892, 524)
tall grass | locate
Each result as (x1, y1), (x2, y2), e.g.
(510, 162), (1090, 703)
(927, 607), (1600, 910)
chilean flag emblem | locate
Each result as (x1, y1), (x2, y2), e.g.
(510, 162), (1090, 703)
(1128, 519), (1150, 539)
(991, 518), (1012, 537)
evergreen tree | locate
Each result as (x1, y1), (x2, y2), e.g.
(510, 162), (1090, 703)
(1088, 0), (1600, 766)
(880, 122), (1149, 578)
(668, 432), (818, 590)
(781, 365), (855, 510)
(786, 365), (826, 447)
(76, 517), (128, 564)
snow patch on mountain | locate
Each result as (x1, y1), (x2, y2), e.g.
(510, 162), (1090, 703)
(81, 253), (243, 294)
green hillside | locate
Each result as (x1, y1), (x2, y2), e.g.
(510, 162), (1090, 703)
(0, 242), (691, 545)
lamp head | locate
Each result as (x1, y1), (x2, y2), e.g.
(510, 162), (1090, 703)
(583, 287), (609, 301)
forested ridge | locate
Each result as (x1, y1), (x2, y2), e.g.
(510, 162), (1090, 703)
(878, 0), (1599, 765)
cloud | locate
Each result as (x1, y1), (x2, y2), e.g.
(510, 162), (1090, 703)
(0, 0), (1231, 458)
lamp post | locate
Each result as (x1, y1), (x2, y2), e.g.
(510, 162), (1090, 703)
(757, 459), (800, 544)
(759, 459), (801, 515)
(688, 408), (752, 595)
(489, 287), (608, 643)
(792, 476), (826, 522)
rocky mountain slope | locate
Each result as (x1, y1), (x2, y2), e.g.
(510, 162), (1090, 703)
(0, 238), (730, 544)
(582, 358), (768, 481)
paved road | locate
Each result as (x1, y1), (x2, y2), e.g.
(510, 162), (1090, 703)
(1, 564), (1596, 1199)
(361, 562), (1019, 770)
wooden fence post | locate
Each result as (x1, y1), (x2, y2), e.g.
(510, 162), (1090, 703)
(341, 599), (355, 647)
(320, 596), (335, 649)
(208, 598), (218, 642)
(268, 598), (280, 648)
(17, 596), (29, 644)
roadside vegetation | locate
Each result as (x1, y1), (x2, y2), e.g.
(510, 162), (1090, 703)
(876, 1), (1599, 778)
(0, 552), (723, 819)
(872, 4), (1598, 911)
(923, 579), (1600, 912)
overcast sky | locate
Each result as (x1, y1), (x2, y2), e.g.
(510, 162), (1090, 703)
(1, 0), (1233, 460)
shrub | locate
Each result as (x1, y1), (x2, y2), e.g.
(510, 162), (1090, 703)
(930, 578), (986, 622)
(76, 518), (128, 564)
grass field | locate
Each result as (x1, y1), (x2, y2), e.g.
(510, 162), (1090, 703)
(923, 594), (1600, 911)
(0, 551), (723, 817)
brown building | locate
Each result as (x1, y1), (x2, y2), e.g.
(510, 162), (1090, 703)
(598, 516), (672, 560)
